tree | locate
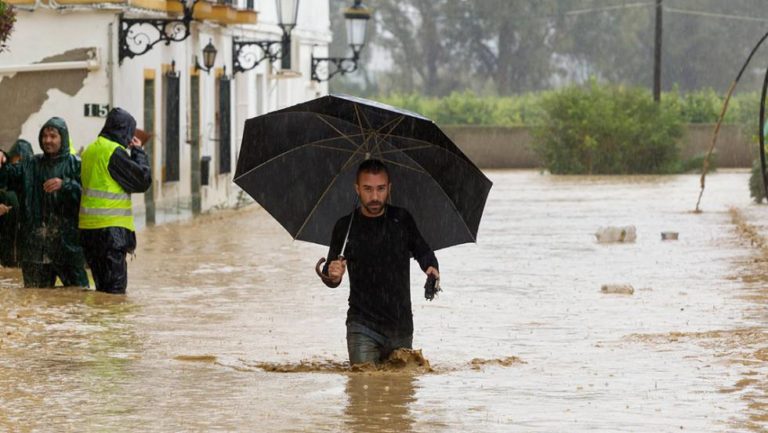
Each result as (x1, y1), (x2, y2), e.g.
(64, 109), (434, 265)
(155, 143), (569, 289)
(443, 0), (562, 95)
(661, 0), (768, 92)
(328, 0), (768, 96)
(369, 0), (458, 96)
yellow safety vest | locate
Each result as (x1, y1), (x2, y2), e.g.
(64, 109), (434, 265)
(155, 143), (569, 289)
(79, 136), (135, 231)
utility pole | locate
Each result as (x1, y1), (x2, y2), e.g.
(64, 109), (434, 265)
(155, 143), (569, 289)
(653, 0), (663, 102)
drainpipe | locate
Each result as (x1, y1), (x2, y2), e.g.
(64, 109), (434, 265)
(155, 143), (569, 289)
(108, 21), (115, 108)
(190, 35), (202, 216)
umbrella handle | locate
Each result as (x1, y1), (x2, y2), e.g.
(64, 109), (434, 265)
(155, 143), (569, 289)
(315, 257), (327, 278)
(316, 257), (340, 286)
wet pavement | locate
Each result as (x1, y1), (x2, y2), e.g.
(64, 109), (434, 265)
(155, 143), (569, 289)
(1, 169), (767, 432)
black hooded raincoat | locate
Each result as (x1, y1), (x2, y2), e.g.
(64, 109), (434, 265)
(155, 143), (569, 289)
(80, 108), (151, 294)
(0, 139), (34, 267)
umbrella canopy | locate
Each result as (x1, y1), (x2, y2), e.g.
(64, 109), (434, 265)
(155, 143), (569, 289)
(234, 94), (492, 251)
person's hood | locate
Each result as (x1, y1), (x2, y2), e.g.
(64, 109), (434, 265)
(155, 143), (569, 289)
(6, 139), (34, 160)
(99, 107), (136, 148)
(38, 117), (71, 157)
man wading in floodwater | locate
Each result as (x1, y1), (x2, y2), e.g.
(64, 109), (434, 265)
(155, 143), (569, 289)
(319, 159), (440, 366)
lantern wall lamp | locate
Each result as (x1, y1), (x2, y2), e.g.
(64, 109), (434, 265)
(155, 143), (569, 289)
(194, 39), (218, 74)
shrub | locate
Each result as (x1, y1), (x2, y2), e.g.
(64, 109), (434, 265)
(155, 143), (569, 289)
(432, 91), (495, 125)
(0, 1), (15, 53)
(726, 91), (761, 136)
(378, 91), (547, 127)
(532, 81), (683, 174)
(749, 158), (766, 204)
(676, 152), (717, 174)
(680, 88), (722, 123)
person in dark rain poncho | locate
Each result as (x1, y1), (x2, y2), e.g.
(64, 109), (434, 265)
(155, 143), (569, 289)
(79, 108), (151, 294)
(0, 139), (34, 268)
(320, 159), (440, 366)
(0, 119), (88, 287)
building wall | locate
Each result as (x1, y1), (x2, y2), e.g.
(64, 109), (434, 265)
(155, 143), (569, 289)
(0, 0), (332, 223)
(0, 10), (114, 150)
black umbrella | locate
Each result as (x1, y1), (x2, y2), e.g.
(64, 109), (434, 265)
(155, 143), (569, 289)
(234, 94), (492, 253)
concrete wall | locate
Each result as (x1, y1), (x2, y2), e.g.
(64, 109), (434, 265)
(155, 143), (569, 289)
(679, 123), (755, 168)
(443, 123), (758, 169)
(442, 126), (538, 169)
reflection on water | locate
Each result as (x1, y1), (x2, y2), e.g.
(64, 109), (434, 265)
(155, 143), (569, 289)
(345, 373), (416, 433)
(1, 170), (768, 432)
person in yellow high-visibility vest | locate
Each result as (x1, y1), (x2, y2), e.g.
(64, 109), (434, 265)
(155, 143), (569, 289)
(79, 108), (151, 294)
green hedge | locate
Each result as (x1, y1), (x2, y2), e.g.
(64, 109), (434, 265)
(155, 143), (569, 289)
(377, 88), (760, 129)
(377, 85), (760, 175)
(379, 91), (549, 126)
(531, 82), (683, 174)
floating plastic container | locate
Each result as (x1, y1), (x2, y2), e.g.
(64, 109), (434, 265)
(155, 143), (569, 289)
(595, 225), (637, 243)
(600, 284), (635, 295)
(661, 231), (679, 241)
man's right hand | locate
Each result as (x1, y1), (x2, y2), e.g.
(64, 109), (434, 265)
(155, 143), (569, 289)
(129, 136), (142, 149)
(327, 258), (347, 283)
(0, 204), (10, 216)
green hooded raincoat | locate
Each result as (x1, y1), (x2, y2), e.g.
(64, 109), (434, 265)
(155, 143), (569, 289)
(0, 118), (86, 270)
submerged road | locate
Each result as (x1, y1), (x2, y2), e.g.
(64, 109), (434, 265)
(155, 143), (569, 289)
(1, 169), (766, 432)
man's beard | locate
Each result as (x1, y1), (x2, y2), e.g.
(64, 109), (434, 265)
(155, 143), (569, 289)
(362, 200), (385, 215)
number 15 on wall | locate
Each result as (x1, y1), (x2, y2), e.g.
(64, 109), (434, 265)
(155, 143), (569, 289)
(84, 104), (110, 118)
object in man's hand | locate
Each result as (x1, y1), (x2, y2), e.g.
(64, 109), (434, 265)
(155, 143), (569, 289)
(424, 274), (441, 301)
(134, 128), (152, 146)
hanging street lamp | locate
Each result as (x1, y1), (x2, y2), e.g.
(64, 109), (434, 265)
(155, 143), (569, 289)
(233, 0), (299, 74)
(276, 0), (300, 70)
(311, 0), (371, 82)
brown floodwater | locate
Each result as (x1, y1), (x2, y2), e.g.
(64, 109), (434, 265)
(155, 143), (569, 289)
(1, 169), (767, 432)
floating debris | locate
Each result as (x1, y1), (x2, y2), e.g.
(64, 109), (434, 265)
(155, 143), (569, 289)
(174, 355), (218, 363)
(601, 284), (635, 295)
(661, 231), (679, 241)
(469, 356), (525, 370)
(595, 226), (637, 243)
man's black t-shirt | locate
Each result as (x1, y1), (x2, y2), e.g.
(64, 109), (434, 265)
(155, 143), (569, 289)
(323, 205), (438, 338)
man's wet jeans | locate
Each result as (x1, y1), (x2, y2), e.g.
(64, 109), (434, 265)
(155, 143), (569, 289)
(346, 322), (412, 365)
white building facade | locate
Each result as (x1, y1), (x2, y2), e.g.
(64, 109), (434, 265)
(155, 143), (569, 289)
(0, 0), (332, 225)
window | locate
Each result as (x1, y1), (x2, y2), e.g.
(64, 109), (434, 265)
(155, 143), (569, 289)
(164, 69), (180, 182)
(218, 75), (232, 174)
(143, 71), (157, 225)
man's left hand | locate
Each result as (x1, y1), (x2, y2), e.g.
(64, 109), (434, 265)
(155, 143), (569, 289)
(43, 178), (63, 193)
(425, 266), (439, 279)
